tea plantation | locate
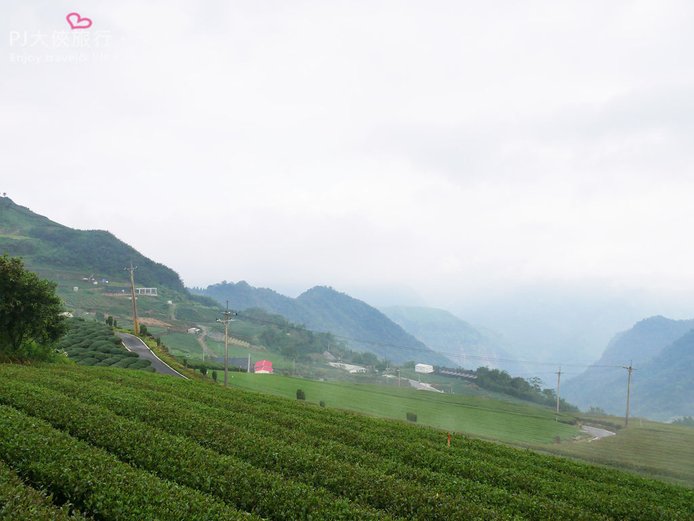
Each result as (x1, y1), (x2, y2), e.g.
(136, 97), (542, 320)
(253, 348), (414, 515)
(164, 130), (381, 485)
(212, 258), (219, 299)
(56, 319), (152, 371)
(0, 364), (692, 520)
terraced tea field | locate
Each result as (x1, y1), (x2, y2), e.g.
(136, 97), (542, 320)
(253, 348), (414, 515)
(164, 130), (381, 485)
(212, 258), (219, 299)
(0, 364), (692, 520)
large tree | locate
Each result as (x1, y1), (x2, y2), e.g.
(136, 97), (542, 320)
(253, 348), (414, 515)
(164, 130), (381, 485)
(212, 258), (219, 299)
(0, 255), (67, 360)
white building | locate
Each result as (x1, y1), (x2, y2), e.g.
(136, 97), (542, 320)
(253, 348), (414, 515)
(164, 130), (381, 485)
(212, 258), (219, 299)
(415, 363), (434, 374)
(136, 288), (158, 296)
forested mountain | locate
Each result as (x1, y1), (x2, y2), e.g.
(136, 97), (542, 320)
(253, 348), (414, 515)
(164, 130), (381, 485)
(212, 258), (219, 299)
(563, 316), (694, 420)
(195, 282), (451, 365)
(0, 197), (185, 291)
(381, 306), (525, 373)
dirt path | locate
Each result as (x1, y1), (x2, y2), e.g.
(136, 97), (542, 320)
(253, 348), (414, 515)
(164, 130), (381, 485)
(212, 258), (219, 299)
(581, 425), (616, 442)
(196, 325), (217, 361)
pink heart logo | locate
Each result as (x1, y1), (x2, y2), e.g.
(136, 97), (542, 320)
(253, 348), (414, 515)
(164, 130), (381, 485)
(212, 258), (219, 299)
(66, 12), (92, 30)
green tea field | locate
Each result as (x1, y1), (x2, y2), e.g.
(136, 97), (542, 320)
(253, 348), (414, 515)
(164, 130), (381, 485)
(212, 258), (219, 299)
(0, 364), (692, 520)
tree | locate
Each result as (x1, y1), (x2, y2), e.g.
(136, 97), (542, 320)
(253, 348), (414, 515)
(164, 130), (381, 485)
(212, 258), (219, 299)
(0, 255), (67, 360)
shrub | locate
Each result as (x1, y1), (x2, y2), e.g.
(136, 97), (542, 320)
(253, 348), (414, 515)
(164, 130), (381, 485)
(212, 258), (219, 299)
(319, 401), (326, 408)
(406, 412), (417, 423)
(296, 389), (306, 401)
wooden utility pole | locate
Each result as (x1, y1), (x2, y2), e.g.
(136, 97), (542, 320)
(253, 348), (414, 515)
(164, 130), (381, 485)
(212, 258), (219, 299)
(623, 362), (635, 426)
(555, 366), (562, 414)
(125, 262), (139, 335)
(217, 301), (236, 387)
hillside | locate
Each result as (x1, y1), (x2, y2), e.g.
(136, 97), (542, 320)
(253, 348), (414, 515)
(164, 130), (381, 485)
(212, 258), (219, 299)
(196, 282), (451, 365)
(0, 197), (184, 291)
(563, 316), (694, 420)
(1, 364), (692, 520)
(381, 306), (524, 373)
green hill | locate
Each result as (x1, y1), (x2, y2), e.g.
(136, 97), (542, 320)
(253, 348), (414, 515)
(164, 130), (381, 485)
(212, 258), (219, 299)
(1, 363), (692, 519)
(0, 197), (185, 291)
(563, 316), (694, 420)
(197, 282), (451, 365)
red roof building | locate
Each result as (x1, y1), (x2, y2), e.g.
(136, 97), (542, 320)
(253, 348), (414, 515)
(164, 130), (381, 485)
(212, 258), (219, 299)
(254, 359), (273, 374)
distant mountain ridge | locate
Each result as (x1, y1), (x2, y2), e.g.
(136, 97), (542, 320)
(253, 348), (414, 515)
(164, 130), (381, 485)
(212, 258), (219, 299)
(0, 197), (185, 291)
(194, 281), (452, 365)
(381, 306), (524, 373)
(563, 316), (694, 420)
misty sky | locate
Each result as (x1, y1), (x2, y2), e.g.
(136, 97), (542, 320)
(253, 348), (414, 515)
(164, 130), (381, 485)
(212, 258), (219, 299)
(2, 1), (694, 352)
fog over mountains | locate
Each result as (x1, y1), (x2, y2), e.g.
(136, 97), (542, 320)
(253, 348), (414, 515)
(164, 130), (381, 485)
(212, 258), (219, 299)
(2, 196), (693, 420)
(194, 281), (452, 366)
(563, 316), (694, 420)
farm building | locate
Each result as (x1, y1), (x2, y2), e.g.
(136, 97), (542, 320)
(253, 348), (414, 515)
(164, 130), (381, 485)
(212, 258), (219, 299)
(415, 363), (434, 374)
(254, 360), (273, 374)
(328, 362), (367, 374)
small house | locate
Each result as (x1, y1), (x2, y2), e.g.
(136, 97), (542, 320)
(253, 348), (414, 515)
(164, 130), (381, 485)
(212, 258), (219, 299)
(254, 360), (273, 374)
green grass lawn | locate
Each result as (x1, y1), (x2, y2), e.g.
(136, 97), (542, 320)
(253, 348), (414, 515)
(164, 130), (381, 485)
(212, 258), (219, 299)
(529, 419), (694, 488)
(226, 372), (578, 444)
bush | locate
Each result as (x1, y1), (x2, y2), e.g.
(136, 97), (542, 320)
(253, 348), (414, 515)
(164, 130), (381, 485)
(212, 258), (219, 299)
(319, 401), (326, 408)
(406, 412), (417, 423)
(296, 389), (306, 401)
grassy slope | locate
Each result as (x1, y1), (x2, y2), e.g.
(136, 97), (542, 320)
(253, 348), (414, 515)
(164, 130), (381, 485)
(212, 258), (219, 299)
(226, 373), (579, 444)
(1, 363), (692, 521)
(528, 420), (694, 488)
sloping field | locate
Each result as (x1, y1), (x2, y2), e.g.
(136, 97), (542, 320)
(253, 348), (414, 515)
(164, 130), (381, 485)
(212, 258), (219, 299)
(530, 420), (694, 488)
(226, 373), (579, 444)
(0, 364), (692, 520)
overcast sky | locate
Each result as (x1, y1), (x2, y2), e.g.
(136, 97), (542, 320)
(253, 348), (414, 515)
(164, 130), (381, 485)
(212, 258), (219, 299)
(3, 1), (694, 319)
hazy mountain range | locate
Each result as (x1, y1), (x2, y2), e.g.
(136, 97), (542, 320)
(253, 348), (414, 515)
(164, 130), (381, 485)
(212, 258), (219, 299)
(2, 196), (692, 419)
(194, 281), (453, 366)
(380, 306), (523, 374)
(563, 316), (694, 420)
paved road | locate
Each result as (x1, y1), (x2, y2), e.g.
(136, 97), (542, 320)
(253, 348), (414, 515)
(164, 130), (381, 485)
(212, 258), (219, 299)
(581, 425), (616, 442)
(117, 332), (187, 379)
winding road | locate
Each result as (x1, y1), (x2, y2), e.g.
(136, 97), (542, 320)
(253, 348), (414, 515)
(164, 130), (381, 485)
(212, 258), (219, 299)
(581, 425), (616, 442)
(117, 332), (187, 379)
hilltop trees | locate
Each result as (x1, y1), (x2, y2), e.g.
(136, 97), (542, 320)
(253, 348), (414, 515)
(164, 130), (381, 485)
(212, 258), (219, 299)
(0, 255), (66, 360)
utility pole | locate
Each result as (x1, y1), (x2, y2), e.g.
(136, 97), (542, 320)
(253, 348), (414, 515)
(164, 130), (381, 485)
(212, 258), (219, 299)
(555, 366), (562, 414)
(397, 368), (401, 388)
(124, 262), (139, 335)
(216, 301), (236, 387)
(623, 362), (635, 426)
(247, 353), (251, 374)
